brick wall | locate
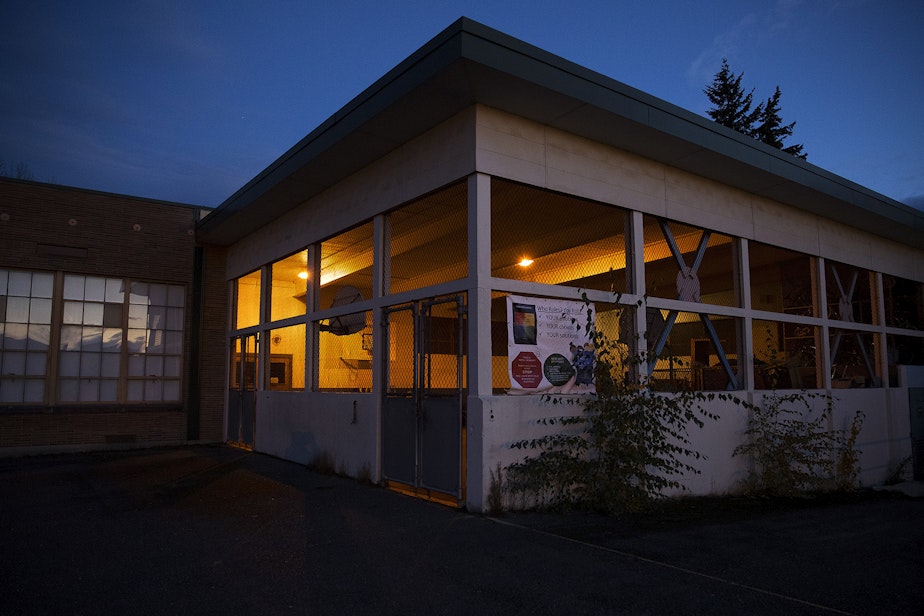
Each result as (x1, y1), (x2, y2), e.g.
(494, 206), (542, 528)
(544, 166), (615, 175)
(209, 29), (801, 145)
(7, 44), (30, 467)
(0, 178), (219, 450)
(196, 244), (229, 442)
(0, 409), (187, 448)
(0, 178), (200, 280)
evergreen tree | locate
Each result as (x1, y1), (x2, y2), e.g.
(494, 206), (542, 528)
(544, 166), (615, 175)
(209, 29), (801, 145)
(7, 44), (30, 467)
(752, 86), (806, 159)
(704, 58), (762, 134)
(705, 60), (808, 159)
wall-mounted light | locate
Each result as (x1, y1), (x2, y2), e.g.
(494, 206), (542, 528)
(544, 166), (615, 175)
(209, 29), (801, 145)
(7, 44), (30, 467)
(298, 271), (309, 280)
(518, 258), (534, 267)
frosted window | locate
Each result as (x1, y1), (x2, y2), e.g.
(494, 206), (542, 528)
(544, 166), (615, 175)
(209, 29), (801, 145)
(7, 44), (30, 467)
(2, 269), (184, 405)
(59, 352), (80, 377)
(59, 379), (78, 402)
(2, 352), (25, 375)
(80, 352), (101, 377)
(145, 356), (164, 377)
(164, 356), (181, 378)
(23, 380), (44, 403)
(128, 355), (145, 376)
(101, 354), (121, 378)
(85, 277), (106, 302)
(8, 271), (32, 296)
(105, 278), (124, 303)
(26, 352), (47, 376)
(127, 380), (144, 401)
(1, 380), (24, 403)
(83, 303), (104, 326)
(4, 323), (27, 349)
(30, 298), (52, 324)
(100, 380), (118, 401)
(28, 324), (50, 350)
(1, 269), (53, 403)
(63, 302), (83, 324)
(32, 273), (54, 298)
(7, 297), (29, 323)
(63, 276), (85, 300)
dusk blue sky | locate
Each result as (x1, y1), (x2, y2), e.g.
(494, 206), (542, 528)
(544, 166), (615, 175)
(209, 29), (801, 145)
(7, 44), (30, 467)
(2, 1), (922, 209)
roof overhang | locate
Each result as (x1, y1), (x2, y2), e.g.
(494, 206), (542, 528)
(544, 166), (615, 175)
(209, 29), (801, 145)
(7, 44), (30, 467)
(197, 17), (924, 249)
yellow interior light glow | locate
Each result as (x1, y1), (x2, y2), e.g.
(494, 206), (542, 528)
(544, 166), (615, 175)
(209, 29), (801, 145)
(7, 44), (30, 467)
(518, 258), (534, 267)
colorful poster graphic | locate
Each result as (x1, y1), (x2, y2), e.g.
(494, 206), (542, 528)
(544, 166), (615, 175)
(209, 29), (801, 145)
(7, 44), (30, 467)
(506, 295), (596, 394)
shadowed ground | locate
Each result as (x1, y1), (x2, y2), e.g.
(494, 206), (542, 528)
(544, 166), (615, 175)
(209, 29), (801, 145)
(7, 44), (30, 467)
(1, 445), (921, 615)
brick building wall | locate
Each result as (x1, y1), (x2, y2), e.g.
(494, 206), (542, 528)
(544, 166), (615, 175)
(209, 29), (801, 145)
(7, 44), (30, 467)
(196, 244), (229, 443)
(0, 178), (224, 451)
(0, 179), (198, 280)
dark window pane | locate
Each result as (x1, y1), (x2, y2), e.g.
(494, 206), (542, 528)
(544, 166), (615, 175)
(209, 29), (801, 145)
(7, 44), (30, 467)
(103, 303), (123, 328)
(826, 261), (874, 324)
(830, 329), (880, 388)
(883, 274), (923, 330)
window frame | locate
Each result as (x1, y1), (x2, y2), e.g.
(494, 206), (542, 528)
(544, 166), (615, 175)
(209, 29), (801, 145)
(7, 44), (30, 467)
(0, 268), (187, 407)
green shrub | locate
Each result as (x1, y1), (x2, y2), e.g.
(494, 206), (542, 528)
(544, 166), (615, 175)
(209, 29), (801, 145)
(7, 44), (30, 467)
(505, 332), (720, 514)
(733, 392), (864, 497)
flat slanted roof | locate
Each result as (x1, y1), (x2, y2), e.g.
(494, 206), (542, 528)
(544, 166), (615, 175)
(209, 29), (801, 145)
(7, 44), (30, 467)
(198, 17), (924, 249)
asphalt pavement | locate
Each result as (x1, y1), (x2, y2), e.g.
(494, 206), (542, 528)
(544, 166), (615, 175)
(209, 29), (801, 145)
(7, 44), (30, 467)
(1, 445), (921, 615)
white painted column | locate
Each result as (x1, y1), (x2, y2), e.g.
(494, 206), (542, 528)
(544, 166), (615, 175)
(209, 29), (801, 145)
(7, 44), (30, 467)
(371, 215), (387, 480)
(738, 238), (754, 391)
(466, 172), (492, 512)
(816, 258), (831, 390)
(873, 271), (889, 387)
(468, 172), (493, 396)
(628, 211), (648, 364)
(304, 244), (320, 390)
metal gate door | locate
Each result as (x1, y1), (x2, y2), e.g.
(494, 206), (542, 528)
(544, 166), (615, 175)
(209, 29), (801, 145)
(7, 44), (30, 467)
(382, 295), (466, 505)
(228, 334), (258, 449)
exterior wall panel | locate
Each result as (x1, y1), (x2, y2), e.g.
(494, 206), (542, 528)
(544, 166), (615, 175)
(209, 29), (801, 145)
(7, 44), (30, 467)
(255, 391), (377, 477)
(869, 238), (921, 281)
(546, 135), (667, 216)
(226, 109), (477, 280)
(751, 194), (822, 255)
(818, 218), (875, 270)
(663, 166), (756, 239)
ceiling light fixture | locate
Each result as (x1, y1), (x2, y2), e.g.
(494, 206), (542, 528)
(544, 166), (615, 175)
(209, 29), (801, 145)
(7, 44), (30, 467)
(518, 258), (534, 267)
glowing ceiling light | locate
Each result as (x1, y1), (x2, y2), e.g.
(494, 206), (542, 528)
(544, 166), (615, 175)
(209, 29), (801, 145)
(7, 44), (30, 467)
(518, 258), (534, 267)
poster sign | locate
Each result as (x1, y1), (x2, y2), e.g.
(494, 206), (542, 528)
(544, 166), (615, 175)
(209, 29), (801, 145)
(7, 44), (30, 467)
(507, 295), (596, 394)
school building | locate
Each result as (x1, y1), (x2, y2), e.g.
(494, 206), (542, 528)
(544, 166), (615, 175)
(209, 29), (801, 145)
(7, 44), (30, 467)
(3, 18), (923, 510)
